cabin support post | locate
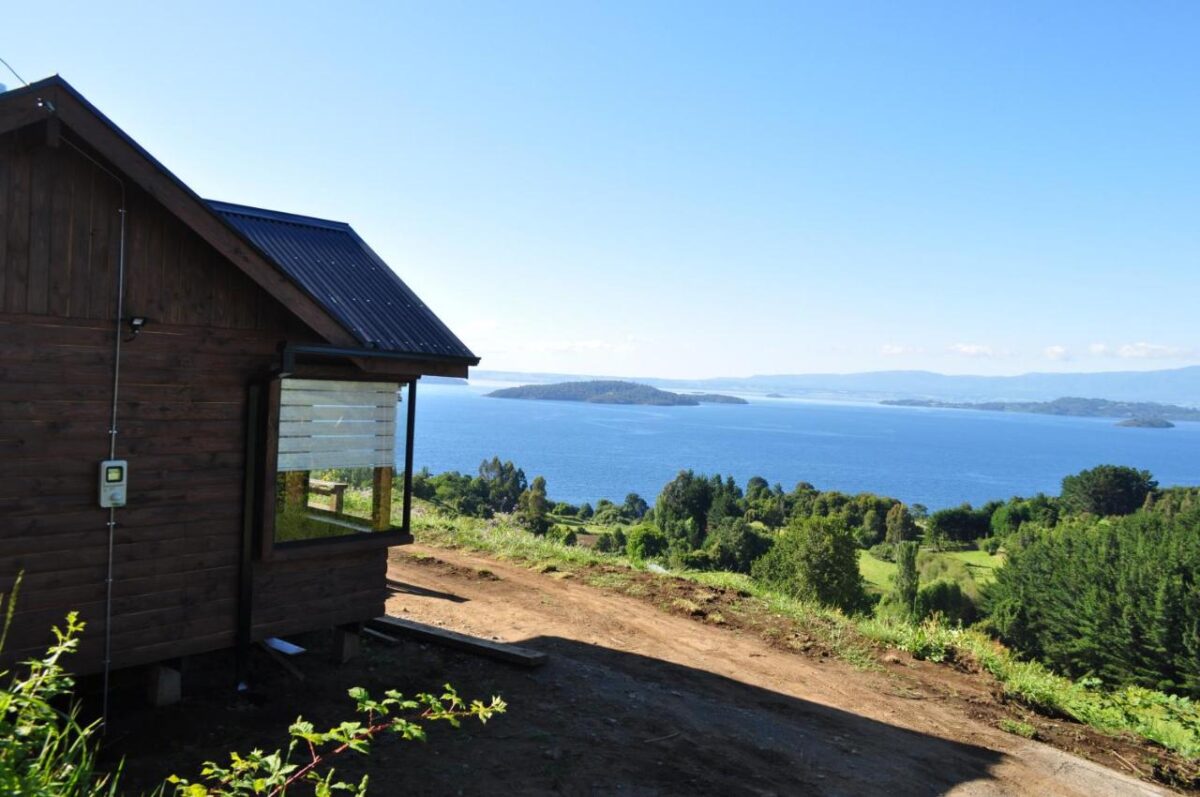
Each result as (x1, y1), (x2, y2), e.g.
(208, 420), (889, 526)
(332, 623), (362, 664)
(402, 380), (417, 534)
(236, 385), (261, 689)
(372, 467), (393, 531)
(146, 661), (182, 707)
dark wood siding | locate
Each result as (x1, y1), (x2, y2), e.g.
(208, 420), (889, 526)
(0, 124), (386, 672)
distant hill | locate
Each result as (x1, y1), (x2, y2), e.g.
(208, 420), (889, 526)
(1117, 418), (1175, 428)
(486, 381), (744, 406)
(882, 396), (1200, 421)
(470, 366), (1200, 406)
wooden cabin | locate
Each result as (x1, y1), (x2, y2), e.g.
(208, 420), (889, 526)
(0, 77), (479, 684)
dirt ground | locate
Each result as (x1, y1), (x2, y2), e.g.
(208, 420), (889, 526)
(106, 544), (1193, 796)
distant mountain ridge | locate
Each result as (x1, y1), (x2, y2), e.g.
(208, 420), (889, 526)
(470, 366), (1200, 407)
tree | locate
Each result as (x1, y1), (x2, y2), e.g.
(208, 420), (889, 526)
(750, 516), (872, 614)
(745, 476), (771, 502)
(1060, 465), (1157, 517)
(986, 507), (1200, 697)
(704, 518), (773, 574)
(926, 503), (992, 543)
(626, 524), (668, 561)
(655, 470), (713, 548)
(915, 579), (975, 625)
(622, 492), (649, 520)
(891, 541), (920, 619)
(478, 457), (527, 512)
(578, 502), (594, 519)
(859, 508), (886, 547)
(885, 504), (918, 544)
(516, 476), (550, 534)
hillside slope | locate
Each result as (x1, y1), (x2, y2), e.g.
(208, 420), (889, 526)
(384, 544), (1170, 796)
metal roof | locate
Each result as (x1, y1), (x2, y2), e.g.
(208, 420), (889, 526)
(208, 201), (478, 364)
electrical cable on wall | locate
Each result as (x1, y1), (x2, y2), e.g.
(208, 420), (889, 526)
(59, 129), (128, 729)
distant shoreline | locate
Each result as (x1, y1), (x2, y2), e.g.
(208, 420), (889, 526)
(882, 397), (1200, 424)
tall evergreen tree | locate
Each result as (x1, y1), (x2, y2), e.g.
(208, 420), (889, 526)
(885, 504), (918, 544)
(516, 476), (550, 534)
(892, 541), (920, 620)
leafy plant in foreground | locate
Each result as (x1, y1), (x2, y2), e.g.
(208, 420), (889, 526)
(0, 580), (119, 796)
(166, 685), (506, 796)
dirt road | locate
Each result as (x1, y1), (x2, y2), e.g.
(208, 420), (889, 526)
(383, 545), (1168, 796)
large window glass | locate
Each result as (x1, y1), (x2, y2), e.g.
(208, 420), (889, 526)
(273, 378), (408, 543)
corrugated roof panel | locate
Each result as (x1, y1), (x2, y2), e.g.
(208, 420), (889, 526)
(208, 200), (478, 363)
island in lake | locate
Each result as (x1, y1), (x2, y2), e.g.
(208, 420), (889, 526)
(486, 380), (746, 406)
(1117, 417), (1175, 429)
(687, 392), (750, 405)
(882, 396), (1200, 424)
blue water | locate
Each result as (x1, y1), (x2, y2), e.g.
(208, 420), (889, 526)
(410, 384), (1200, 510)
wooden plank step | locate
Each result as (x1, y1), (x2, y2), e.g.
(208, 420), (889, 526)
(367, 615), (547, 668)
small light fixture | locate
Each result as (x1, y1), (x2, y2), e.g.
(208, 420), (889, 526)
(125, 316), (149, 341)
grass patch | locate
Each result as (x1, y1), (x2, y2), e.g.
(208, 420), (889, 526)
(942, 549), (1004, 584)
(999, 719), (1037, 739)
(413, 506), (624, 571)
(585, 571), (634, 591)
(685, 570), (879, 670)
(857, 616), (1200, 758)
(857, 550), (896, 592)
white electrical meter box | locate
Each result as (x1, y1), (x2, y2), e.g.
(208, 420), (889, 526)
(99, 459), (128, 508)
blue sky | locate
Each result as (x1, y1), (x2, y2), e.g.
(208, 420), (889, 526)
(4, 2), (1198, 378)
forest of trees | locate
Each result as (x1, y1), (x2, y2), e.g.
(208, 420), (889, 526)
(415, 458), (1200, 699)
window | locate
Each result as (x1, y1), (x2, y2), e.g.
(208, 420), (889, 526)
(270, 378), (411, 545)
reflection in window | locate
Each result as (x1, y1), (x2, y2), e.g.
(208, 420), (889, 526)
(274, 379), (407, 543)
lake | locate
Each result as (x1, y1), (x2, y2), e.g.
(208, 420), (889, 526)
(410, 383), (1200, 510)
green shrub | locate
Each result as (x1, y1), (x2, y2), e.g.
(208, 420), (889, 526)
(593, 532), (617, 553)
(915, 579), (976, 624)
(626, 524), (669, 562)
(751, 516), (872, 615)
(675, 548), (717, 571)
(704, 518), (773, 574)
(546, 525), (577, 546)
(0, 577), (507, 797)
(0, 593), (118, 796)
(168, 685), (504, 795)
(594, 527), (627, 554)
(867, 542), (896, 562)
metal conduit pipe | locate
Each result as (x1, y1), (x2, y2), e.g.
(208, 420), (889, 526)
(59, 130), (126, 728)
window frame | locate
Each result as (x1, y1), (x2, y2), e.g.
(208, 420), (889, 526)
(259, 376), (417, 561)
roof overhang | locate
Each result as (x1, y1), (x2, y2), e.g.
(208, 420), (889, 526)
(0, 77), (478, 375)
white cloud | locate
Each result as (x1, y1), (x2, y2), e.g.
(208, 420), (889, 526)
(1115, 342), (1188, 359)
(1043, 345), (1070, 361)
(948, 343), (996, 358)
(880, 343), (920, 356)
(1088, 341), (1193, 359)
